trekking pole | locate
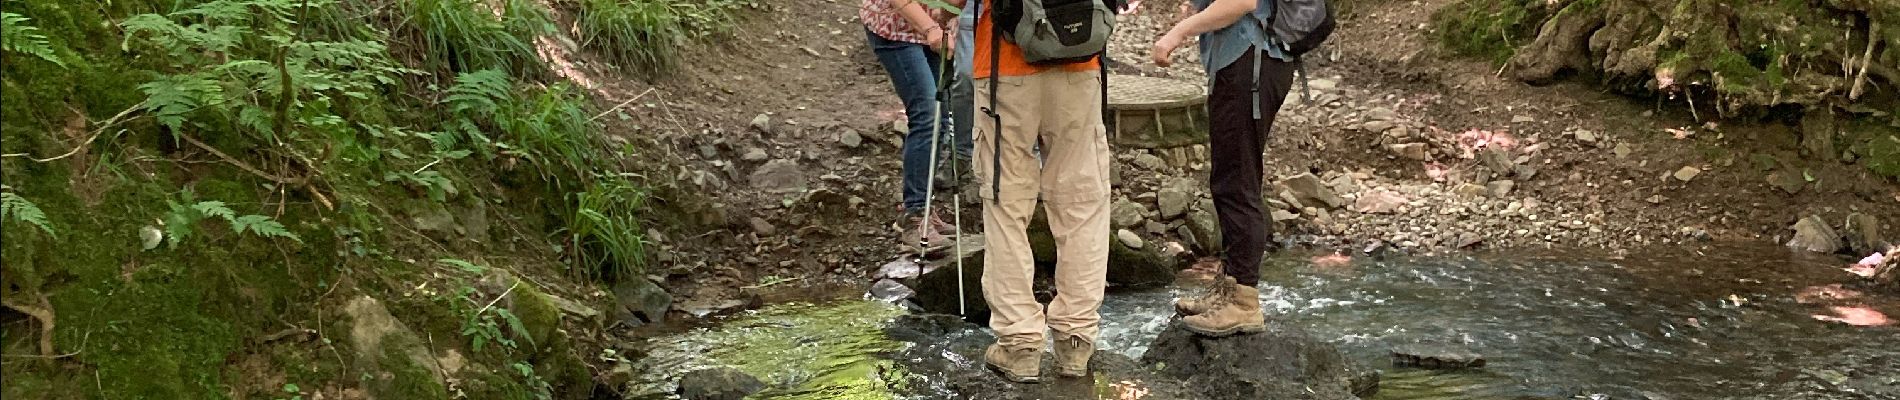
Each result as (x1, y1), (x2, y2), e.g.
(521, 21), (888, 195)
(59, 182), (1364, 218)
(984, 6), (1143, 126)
(916, 47), (965, 315)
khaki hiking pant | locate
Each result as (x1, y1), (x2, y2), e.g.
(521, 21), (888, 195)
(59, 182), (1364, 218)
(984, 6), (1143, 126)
(974, 70), (1112, 350)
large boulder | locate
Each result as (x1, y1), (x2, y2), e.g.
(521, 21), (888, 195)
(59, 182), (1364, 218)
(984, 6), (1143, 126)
(342, 296), (450, 399)
(1786, 215), (1843, 254)
(613, 277), (672, 327)
(1141, 321), (1380, 400)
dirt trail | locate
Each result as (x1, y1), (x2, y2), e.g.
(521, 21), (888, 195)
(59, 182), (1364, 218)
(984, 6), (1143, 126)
(575, 0), (1900, 309)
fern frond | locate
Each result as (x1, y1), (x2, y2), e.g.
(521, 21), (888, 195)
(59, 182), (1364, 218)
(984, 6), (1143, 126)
(1, 191), (56, 236)
(193, 201), (237, 221)
(231, 214), (303, 243)
(138, 74), (227, 129)
(1, 12), (63, 67)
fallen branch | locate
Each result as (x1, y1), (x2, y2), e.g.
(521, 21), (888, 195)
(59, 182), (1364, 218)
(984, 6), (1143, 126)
(2, 104), (141, 162)
(176, 133), (304, 185)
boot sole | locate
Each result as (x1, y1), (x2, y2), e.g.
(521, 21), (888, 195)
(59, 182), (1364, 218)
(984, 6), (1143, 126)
(1055, 368), (1087, 378)
(986, 362), (1043, 383)
(1184, 322), (1267, 337)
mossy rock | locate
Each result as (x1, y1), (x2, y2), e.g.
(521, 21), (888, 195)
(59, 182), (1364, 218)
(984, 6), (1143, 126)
(343, 295), (449, 399)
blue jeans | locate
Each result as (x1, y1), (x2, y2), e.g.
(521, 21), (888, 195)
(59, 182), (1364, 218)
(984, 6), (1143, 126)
(867, 28), (946, 213)
(948, 1), (979, 160)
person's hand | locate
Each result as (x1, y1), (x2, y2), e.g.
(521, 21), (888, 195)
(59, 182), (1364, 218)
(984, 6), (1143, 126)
(923, 26), (949, 53)
(1152, 32), (1184, 67)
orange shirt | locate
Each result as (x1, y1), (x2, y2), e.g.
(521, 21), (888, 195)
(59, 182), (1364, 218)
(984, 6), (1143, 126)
(972, 7), (1100, 79)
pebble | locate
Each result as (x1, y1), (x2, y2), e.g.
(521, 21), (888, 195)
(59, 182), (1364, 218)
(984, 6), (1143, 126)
(1673, 166), (1702, 182)
(1116, 229), (1145, 249)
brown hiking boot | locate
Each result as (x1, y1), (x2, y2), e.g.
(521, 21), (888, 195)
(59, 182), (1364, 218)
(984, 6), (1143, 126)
(1182, 282), (1267, 337)
(1174, 275), (1237, 316)
(1051, 333), (1093, 378)
(898, 211), (951, 250)
(984, 344), (1043, 383)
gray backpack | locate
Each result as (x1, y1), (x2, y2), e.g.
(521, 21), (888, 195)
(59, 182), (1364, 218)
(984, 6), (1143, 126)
(990, 0), (1116, 65)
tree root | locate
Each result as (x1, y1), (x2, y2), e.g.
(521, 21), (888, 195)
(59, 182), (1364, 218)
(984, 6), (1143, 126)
(2, 294), (57, 357)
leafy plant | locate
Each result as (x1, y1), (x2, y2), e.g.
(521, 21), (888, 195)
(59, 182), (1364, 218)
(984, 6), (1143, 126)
(277, 383), (304, 400)
(1, 12), (62, 67)
(397, 0), (553, 78)
(561, 178), (647, 282)
(458, 291), (531, 351)
(437, 258), (487, 274)
(576, 0), (753, 74)
(0, 186), (54, 236)
(441, 69), (602, 189)
(163, 195), (302, 248)
(512, 361), (553, 400)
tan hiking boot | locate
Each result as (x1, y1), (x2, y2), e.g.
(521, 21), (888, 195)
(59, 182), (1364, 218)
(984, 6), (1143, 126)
(984, 344), (1043, 383)
(1182, 282), (1267, 337)
(1174, 275), (1237, 316)
(1051, 333), (1093, 377)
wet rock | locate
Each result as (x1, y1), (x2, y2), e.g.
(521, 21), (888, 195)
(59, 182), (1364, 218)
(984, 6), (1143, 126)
(1142, 322), (1380, 400)
(1281, 173), (1346, 209)
(1454, 232), (1485, 249)
(1390, 344), (1486, 369)
(749, 113), (773, 134)
(675, 297), (756, 319)
(1116, 229), (1145, 249)
(1787, 215), (1843, 254)
(748, 159), (808, 193)
(677, 367), (765, 400)
(1385, 143), (1429, 160)
(869, 279), (915, 303)
(613, 278), (672, 327)
(1111, 197), (1147, 228)
(1486, 180), (1515, 198)
(1767, 170), (1806, 195)
(1844, 213), (1889, 256)
(1673, 166), (1702, 182)
(876, 258), (928, 280)
(1354, 189), (1407, 214)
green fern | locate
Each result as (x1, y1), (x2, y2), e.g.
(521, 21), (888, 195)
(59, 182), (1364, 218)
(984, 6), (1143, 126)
(1, 189), (55, 236)
(1, 12), (63, 67)
(164, 198), (302, 248)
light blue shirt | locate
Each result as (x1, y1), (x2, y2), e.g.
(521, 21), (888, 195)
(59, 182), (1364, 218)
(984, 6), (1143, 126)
(1190, 0), (1293, 118)
(1190, 0), (1291, 75)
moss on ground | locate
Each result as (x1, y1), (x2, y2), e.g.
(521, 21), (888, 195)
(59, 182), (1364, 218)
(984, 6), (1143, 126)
(1431, 0), (1549, 65)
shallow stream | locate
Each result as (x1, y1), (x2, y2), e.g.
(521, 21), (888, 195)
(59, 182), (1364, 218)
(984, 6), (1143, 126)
(629, 244), (1900, 399)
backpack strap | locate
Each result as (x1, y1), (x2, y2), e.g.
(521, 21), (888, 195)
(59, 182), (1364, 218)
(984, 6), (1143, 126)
(983, 0), (1004, 201)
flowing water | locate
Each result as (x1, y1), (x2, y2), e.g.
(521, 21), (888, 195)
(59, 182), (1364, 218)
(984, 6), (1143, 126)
(628, 243), (1900, 399)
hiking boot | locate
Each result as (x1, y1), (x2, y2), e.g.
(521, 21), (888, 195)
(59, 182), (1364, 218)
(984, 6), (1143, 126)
(1051, 334), (1093, 378)
(1174, 275), (1237, 316)
(984, 344), (1043, 383)
(1182, 282), (1267, 337)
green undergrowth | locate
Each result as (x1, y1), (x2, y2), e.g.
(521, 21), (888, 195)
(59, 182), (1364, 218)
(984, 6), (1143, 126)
(1430, 0), (1550, 65)
(573, 0), (758, 75)
(0, 0), (750, 396)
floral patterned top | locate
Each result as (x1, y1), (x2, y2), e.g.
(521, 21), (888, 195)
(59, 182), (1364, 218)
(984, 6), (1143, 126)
(860, 0), (925, 44)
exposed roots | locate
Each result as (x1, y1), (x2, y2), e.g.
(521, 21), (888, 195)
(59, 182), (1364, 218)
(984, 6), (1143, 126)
(2, 294), (57, 357)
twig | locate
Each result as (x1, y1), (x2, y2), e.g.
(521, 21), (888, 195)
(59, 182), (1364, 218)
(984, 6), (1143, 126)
(740, 276), (802, 290)
(1684, 86), (1701, 122)
(2, 104), (141, 161)
(588, 88), (657, 123)
(475, 280), (522, 317)
(177, 133), (304, 185)
(413, 158), (444, 175)
(1850, 21), (1878, 100)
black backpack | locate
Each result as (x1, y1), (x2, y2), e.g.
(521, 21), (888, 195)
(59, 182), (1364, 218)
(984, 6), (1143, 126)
(988, 0), (1124, 65)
